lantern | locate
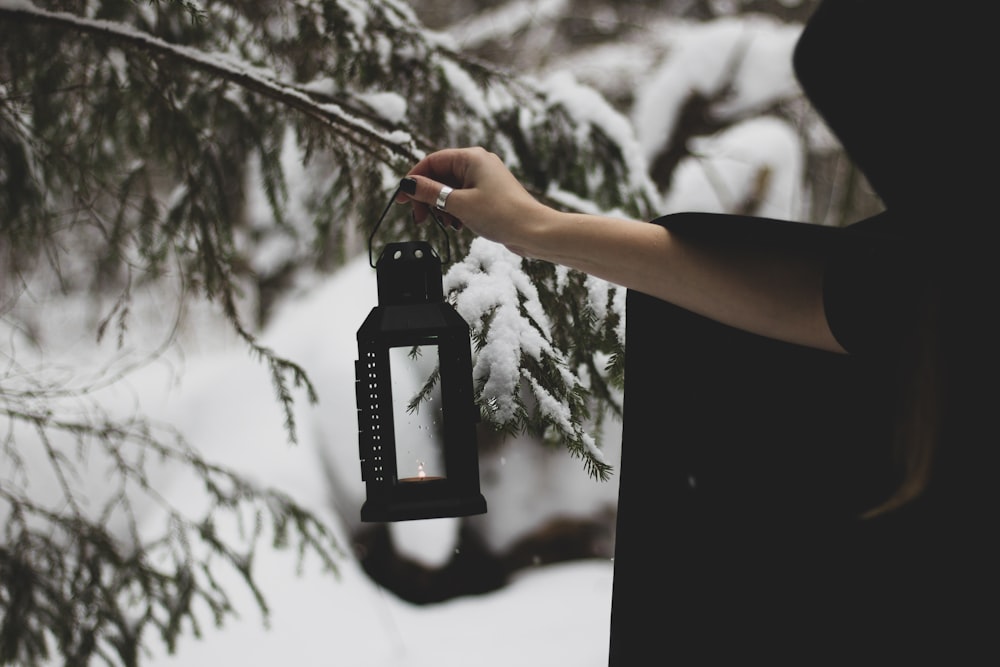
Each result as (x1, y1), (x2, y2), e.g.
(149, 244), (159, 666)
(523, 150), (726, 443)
(354, 188), (486, 522)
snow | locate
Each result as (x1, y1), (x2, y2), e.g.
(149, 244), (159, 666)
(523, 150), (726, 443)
(143, 544), (612, 667)
(540, 69), (656, 199)
(631, 15), (803, 165)
(445, 239), (553, 423)
(106, 254), (615, 666)
(0, 2), (825, 664)
(450, 0), (570, 49)
(0, 248), (617, 665)
(0, 0), (35, 10)
(662, 115), (806, 218)
(358, 91), (410, 124)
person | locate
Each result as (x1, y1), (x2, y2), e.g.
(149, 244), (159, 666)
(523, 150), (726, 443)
(397, 0), (996, 662)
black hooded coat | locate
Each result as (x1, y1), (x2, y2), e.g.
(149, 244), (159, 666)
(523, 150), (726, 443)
(608, 1), (996, 662)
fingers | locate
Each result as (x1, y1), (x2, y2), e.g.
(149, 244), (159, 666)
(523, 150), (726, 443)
(430, 208), (464, 231)
(393, 147), (507, 232)
(409, 147), (481, 185)
(395, 148), (471, 228)
(405, 175), (457, 210)
(395, 174), (461, 227)
(398, 146), (494, 201)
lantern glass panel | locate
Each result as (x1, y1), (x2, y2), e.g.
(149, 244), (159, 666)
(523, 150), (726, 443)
(389, 344), (445, 482)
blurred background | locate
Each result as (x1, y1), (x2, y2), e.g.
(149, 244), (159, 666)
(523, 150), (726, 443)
(1, 0), (883, 663)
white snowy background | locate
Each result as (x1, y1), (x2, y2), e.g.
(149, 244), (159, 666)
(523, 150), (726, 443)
(1, 1), (841, 664)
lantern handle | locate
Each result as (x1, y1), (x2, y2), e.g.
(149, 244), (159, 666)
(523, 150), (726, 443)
(369, 179), (452, 268)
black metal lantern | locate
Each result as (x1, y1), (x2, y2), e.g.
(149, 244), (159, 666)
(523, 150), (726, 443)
(354, 187), (486, 522)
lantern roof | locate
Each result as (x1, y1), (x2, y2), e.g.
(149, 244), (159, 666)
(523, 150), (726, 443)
(376, 241), (445, 306)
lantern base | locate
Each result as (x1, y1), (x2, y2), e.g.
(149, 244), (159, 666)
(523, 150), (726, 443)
(361, 493), (487, 522)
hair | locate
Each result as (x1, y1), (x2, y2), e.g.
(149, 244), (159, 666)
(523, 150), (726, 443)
(862, 284), (945, 518)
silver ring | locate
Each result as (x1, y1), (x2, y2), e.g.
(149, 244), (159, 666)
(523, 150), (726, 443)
(435, 185), (453, 211)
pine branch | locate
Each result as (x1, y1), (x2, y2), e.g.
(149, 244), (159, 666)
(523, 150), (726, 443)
(0, 396), (343, 667)
(0, 3), (422, 167)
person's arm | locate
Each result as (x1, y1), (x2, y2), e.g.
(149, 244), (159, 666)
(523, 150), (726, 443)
(400, 147), (845, 354)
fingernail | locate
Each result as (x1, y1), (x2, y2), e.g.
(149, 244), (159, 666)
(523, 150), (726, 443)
(399, 177), (417, 195)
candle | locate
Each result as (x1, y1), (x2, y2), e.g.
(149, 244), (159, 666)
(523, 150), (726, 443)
(399, 460), (444, 483)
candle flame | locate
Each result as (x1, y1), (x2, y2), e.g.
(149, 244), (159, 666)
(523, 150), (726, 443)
(417, 461), (426, 479)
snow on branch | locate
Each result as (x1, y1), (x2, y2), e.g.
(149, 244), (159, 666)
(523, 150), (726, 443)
(445, 238), (615, 480)
(1, 0), (650, 483)
(0, 1), (421, 165)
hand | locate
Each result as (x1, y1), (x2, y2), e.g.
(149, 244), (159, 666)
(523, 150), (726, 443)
(395, 147), (551, 256)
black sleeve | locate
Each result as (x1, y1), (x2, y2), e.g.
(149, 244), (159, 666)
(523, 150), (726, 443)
(650, 210), (922, 357)
(822, 211), (923, 356)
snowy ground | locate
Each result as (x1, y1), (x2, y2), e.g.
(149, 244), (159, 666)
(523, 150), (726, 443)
(130, 255), (616, 666)
(0, 252), (617, 667)
(143, 526), (613, 666)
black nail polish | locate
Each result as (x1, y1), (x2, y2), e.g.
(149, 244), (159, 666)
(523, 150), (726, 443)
(400, 177), (417, 195)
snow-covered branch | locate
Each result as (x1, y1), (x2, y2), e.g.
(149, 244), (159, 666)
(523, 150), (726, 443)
(0, 1), (422, 166)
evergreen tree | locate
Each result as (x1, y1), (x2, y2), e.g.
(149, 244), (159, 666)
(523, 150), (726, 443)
(1, 1), (658, 663)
